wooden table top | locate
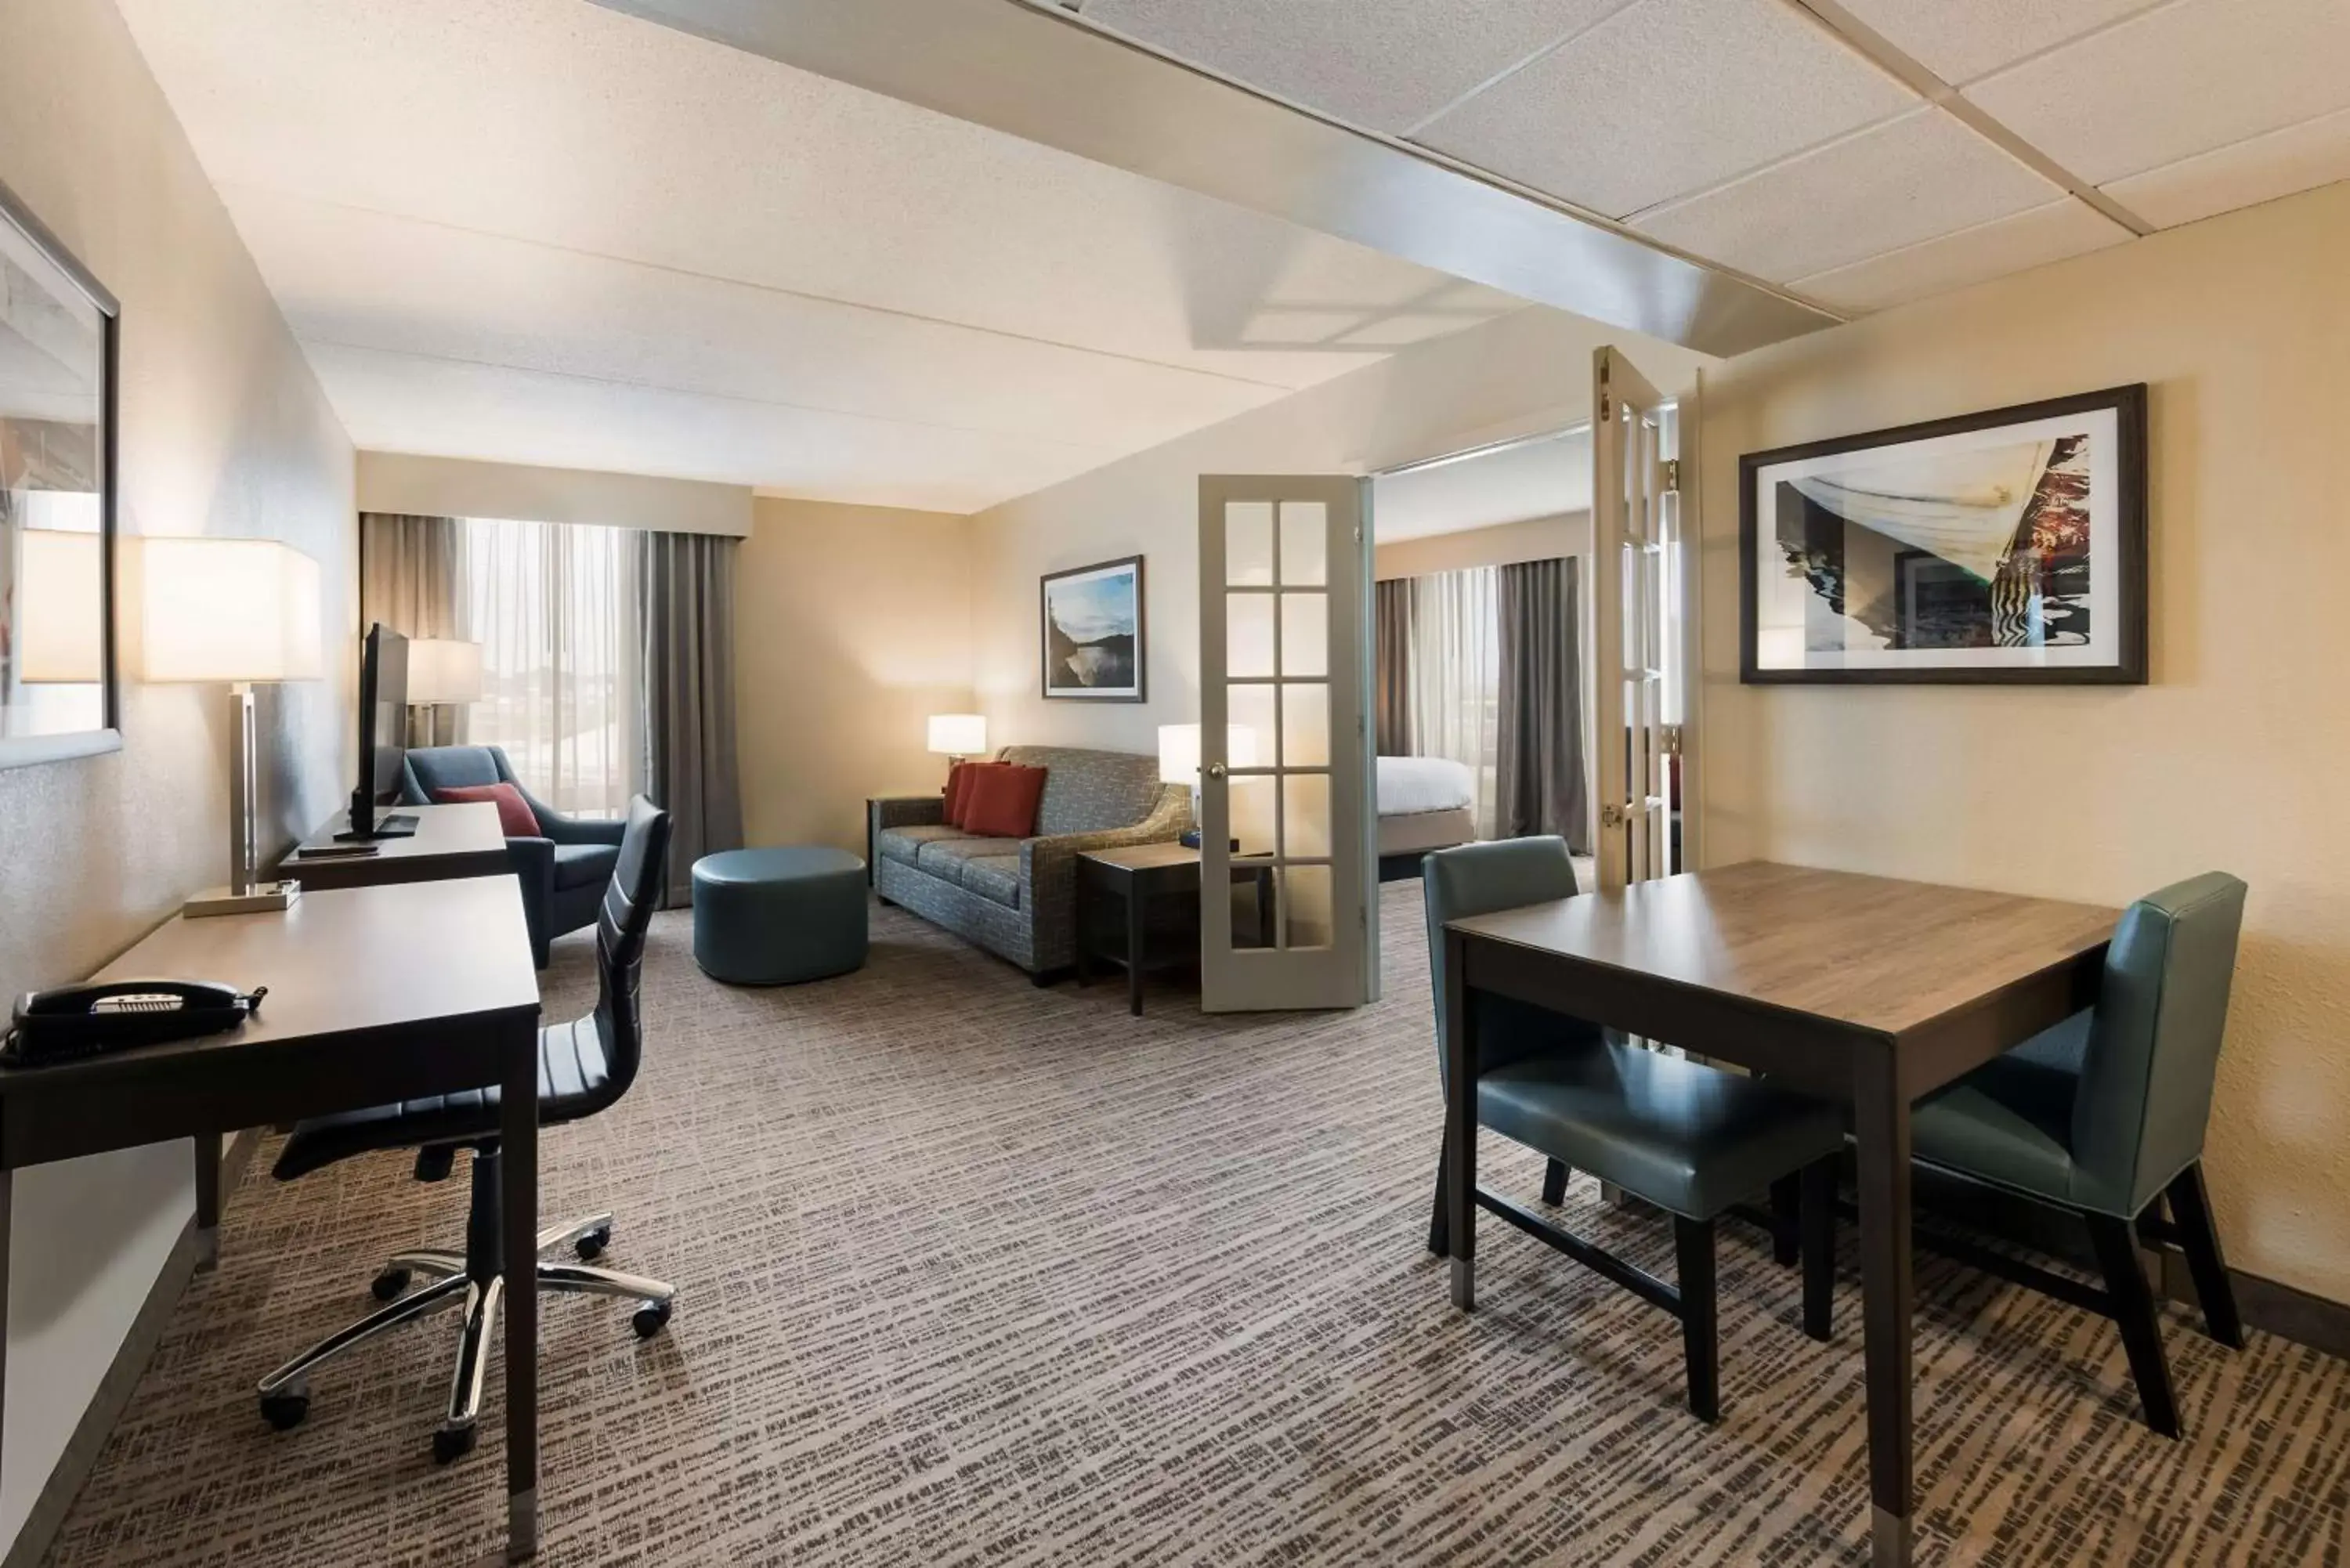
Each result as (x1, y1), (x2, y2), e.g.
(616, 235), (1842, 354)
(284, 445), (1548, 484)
(1448, 860), (2118, 1039)
(1080, 841), (1203, 872)
(285, 799), (505, 865)
(11, 876), (543, 1091)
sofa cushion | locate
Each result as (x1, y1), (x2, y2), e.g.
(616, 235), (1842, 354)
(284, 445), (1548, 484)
(958, 854), (1021, 909)
(551, 841), (621, 892)
(1000, 746), (1161, 836)
(878, 825), (965, 867)
(916, 837), (1010, 880)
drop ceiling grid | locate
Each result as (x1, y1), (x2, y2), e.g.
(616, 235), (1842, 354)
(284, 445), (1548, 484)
(1408, 0), (1921, 220)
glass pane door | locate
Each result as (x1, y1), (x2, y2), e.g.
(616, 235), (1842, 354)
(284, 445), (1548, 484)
(1592, 347), (1683, 891)
(1198, 476), (1368, 1011)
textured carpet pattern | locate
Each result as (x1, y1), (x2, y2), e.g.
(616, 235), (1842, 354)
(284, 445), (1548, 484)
(42, 886), (2350, 1566)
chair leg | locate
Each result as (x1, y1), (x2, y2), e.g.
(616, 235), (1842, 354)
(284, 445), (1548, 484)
(2165, 1162), (2244, 1349)
(1427, 1126), (1450, 1258)
(436, 1275), (504, 1460)
(1541, 1158), (1569, 1207)
(2088, 1214), (2182, 1439)
(1800, 1156), (1836, 1342)
(1768, 1173), (1801, 1267)
(257, 1273), (471, 1397)
(1673, 1216), (1719, 1422)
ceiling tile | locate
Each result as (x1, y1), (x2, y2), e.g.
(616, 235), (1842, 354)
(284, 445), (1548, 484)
(1412, 0), (1917, 219)
(1964, 0), (2350, 186)
(1077, 0), (1629, 134)
(1632, 109), (2059, 284)
(1828, 0), (2164, 85)
(2105, 105), (2350, 229)
(1788, 197), (2132, 313)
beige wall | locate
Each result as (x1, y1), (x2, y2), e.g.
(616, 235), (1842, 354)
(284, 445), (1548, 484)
(1373, 511), (1591, 580)
(735, 497), (974, 854)
(1700, 180), (2350, 1304)
(357, 450), (752, 537)
(969, 309), (1707, 755)
(0, 0), (356, 1547)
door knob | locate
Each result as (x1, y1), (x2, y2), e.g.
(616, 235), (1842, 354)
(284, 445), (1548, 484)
(1206, 764), (1227, 779)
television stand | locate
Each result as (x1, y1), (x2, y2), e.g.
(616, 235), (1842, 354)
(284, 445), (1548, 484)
(332, 811), (418, 843)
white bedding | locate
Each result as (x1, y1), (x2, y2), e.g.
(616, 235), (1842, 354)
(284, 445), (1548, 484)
(1376, 755), (1475, 818)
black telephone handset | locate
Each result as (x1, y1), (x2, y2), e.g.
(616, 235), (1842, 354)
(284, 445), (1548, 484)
(3, 980), (267, 1068)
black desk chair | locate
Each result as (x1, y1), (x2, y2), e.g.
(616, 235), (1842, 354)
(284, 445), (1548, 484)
(256, 795), (677, 1462)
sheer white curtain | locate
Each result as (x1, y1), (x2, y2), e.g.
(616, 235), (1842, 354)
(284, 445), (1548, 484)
(458, 516), (641, 818)
(1404, 565), (1501, 839)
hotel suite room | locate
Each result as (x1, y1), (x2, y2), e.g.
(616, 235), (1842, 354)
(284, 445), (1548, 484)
(2, 0), (2349, 1564)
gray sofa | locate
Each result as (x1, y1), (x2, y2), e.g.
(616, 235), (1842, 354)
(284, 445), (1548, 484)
(870, 745), (1188, 977)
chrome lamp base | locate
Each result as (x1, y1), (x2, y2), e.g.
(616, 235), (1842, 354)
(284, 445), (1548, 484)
(184, 880), (301, 919)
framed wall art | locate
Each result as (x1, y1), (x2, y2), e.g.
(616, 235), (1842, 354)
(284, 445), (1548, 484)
(1040, 554), (1144, 702)
(1741, 385), (2146, 685)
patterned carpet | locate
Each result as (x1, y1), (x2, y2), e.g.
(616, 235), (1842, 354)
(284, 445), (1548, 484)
(42, 886), (2350, 1566)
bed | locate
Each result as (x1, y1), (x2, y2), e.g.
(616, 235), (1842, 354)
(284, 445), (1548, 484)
(1376, 755), (1477, 876)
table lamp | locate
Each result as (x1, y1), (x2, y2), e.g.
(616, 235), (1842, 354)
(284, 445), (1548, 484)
(405, 638), (483, 746)
(142, 537), (324, 917)
(1158, 723), (1257, 849)
(927, 713), (987, 764)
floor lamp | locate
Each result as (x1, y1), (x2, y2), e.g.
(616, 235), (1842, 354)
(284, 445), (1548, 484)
(143, 537), (324, 917)
(404, 638), (483, 747)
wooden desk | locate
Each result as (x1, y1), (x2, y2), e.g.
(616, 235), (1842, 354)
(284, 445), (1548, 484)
(282, 800), (509, 890)
(1441, 861), (2117, 1568)
(0, 876), (545, 1559)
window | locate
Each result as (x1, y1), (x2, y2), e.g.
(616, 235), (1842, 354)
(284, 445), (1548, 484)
(458, 515), (640, 818)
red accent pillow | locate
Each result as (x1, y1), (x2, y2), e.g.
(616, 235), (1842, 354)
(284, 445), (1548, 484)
(943, 761), (976, 828)
(947, 761), (1009, 829)
(433, 781), (542, 838)
(961, 764), (1047, 838)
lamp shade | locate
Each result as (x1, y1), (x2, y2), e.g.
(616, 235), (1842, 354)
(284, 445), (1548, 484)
(406, 638), (484, 704)
(1157, 723), (1259, 785)
(16, 528), (105, 683)
(927, 714), (987, 755)
(141, 537), (324, 683)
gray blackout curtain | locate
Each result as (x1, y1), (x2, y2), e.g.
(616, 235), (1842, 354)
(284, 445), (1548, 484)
(638, 529), (745, 905)
(1494, 556), (1589, 853)
(359, 512), (465, 744)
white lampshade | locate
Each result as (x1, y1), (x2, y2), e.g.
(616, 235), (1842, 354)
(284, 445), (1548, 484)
(407, 638), (484, 704)
(927, 714), (987, 755)
(16, 528), (105, 683)
(141, 537), (324, 683)
(1157, 723), (1260, 784)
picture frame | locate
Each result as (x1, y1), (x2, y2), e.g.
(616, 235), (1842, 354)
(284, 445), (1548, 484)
(1039, 554), (1145, 702)
(1740, 384), (2147, 685)
(0, 175), (121, 768)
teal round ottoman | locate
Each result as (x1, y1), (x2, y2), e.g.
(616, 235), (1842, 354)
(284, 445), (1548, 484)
(692, 846), (868, 985)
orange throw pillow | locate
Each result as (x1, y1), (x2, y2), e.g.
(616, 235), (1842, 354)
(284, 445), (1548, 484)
(432, 781), (543, 838)
(961, 764), (1047, 838)
(943, 761), (979, 828)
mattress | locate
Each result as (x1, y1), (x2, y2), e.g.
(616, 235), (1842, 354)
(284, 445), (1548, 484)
(1376, 755), (1475, 818)
(1379, 805), (1475, 858)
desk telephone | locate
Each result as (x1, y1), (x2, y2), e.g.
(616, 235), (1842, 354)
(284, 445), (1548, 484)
(3, 980), (267, 1068)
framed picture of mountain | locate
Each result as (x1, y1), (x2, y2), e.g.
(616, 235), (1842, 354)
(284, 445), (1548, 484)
(1741, 384), (2147, 685)
(1040, 555), (1145, 701)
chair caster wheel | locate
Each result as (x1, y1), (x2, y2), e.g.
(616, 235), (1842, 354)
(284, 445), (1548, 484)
(260, 1391), (309, 1431)
(371, 1268), (411, 1301)
(576, 1227), (612, 1261)
(433, 1424), (476, 1465)
(632, 1300), (672, 1339)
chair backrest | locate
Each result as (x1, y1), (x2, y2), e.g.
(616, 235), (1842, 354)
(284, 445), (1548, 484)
(2072, 872), (2247, 1216)
(997, 745), (1164, 836)
(1423, 837), (1579, 1086)
(401, 744), (517, 804)
(588, 794), (673, 1101)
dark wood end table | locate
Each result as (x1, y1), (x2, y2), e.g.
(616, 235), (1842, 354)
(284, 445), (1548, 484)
(1075, 843), (1271, 1016)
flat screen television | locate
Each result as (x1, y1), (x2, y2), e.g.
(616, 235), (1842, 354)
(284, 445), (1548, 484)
(341, 623), (417, 840)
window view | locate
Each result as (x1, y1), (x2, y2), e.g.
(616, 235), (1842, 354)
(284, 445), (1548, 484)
(458, 515), (640, 818)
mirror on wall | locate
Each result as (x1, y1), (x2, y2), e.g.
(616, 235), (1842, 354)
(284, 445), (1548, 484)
(0, 177), (118, 769)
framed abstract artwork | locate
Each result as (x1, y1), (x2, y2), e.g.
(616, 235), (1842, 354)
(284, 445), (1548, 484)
(1040, 555), (1145, 701)
(0, 176), (121, 769)
(1741, 385), (2147, 685)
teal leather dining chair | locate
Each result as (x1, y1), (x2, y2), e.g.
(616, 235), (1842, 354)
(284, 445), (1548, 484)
(1911, 872), (2248, 1437)
(1425, 837), (1846, 1421)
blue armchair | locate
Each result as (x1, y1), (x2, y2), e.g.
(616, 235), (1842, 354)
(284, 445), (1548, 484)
(400, 745), (624, 968)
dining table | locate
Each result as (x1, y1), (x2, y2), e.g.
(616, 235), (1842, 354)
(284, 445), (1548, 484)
(1439, 859), (2120, 1567)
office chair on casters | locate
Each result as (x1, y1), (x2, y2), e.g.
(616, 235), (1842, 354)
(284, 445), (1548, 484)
(256, 795), (676, 1464)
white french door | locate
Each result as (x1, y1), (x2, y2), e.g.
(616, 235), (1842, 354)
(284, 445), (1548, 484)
(1591, 347), (1686, 891)
(1197, 476), (1370, 1012)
